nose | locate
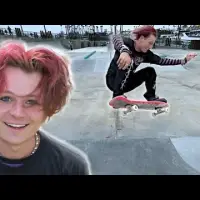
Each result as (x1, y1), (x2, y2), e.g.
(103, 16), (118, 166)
(9, 102), (26, 118)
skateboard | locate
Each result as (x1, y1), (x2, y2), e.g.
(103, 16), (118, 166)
(109, 96), (169, 117)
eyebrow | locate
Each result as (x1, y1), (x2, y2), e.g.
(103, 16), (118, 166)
(1, 90), (39, 98)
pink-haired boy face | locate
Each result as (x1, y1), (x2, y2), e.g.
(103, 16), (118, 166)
(0, 66), (46, 145)
(0, 40), (72, 151)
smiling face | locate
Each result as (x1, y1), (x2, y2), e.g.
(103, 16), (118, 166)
(0, 66), (46, 145)
(135, 34), (156, 53)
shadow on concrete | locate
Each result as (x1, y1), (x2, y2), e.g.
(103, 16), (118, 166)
(70, 138), (199, 175)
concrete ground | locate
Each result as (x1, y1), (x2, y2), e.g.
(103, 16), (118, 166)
(36, 44), (200, 175)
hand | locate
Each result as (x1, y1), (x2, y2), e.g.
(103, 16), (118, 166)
(185, 52), (197, 62)
(117, 52), (132, 70)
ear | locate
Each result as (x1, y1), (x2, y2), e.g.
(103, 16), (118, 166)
(140, 35), (145, 40)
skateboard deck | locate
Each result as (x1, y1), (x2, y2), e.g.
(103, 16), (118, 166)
(109, 96), (169, 117)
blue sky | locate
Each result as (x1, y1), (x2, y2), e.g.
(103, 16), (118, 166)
(0, 25), (175, 34)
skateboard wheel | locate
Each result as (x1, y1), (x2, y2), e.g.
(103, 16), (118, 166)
(152, 112), (157, 117)
(165, 107), (169, 112)
(123, 111), (127, 115)
(132, 105), (138, 111)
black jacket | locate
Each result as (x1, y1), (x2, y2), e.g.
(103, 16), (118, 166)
(106, 37), (185, 94)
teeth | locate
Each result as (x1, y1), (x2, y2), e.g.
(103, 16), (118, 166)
(6, 123), (27, 128)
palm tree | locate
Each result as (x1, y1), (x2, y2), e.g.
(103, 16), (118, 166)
(120, 25), (123, 33)
(114, 25), (117, 34)
(43, 25), (47, 34)
(20, 25), (24, 36)
(100, 25), (103, 32)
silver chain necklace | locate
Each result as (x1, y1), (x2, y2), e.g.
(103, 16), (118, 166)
(0, 133), (40, 157)
(30, 132), (40, 156)
(120, 59), (135, 90)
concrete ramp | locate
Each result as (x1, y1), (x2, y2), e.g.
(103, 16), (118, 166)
(183, 56), (200, 74)
(70, 138), (199, 175)
(171, 137), (200, 173)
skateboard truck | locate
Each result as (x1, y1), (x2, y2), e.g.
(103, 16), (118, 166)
(123, 105), (169, 117)
(152, 107), (169, 117)
(123, 104), (139, 115)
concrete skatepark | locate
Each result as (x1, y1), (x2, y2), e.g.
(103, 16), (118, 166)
(24, 40), (200, 175)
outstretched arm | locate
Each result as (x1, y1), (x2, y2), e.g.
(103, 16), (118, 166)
(147, 51), (195, 66)
(157, 57), (187, 66)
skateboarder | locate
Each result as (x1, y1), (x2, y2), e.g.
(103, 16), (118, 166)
(106, 25), (197, 102)
(0, 40), (91, 175)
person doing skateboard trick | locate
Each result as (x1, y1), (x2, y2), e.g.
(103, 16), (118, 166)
(106, 25), (197, 103)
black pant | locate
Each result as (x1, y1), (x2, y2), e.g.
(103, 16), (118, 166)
(106, 66), (157, 98)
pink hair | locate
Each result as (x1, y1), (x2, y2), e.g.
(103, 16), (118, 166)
(0, 40), (73, 118)
(130, 25), (157, 40)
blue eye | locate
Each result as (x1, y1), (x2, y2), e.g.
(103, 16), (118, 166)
(0, 96), (12, 102)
